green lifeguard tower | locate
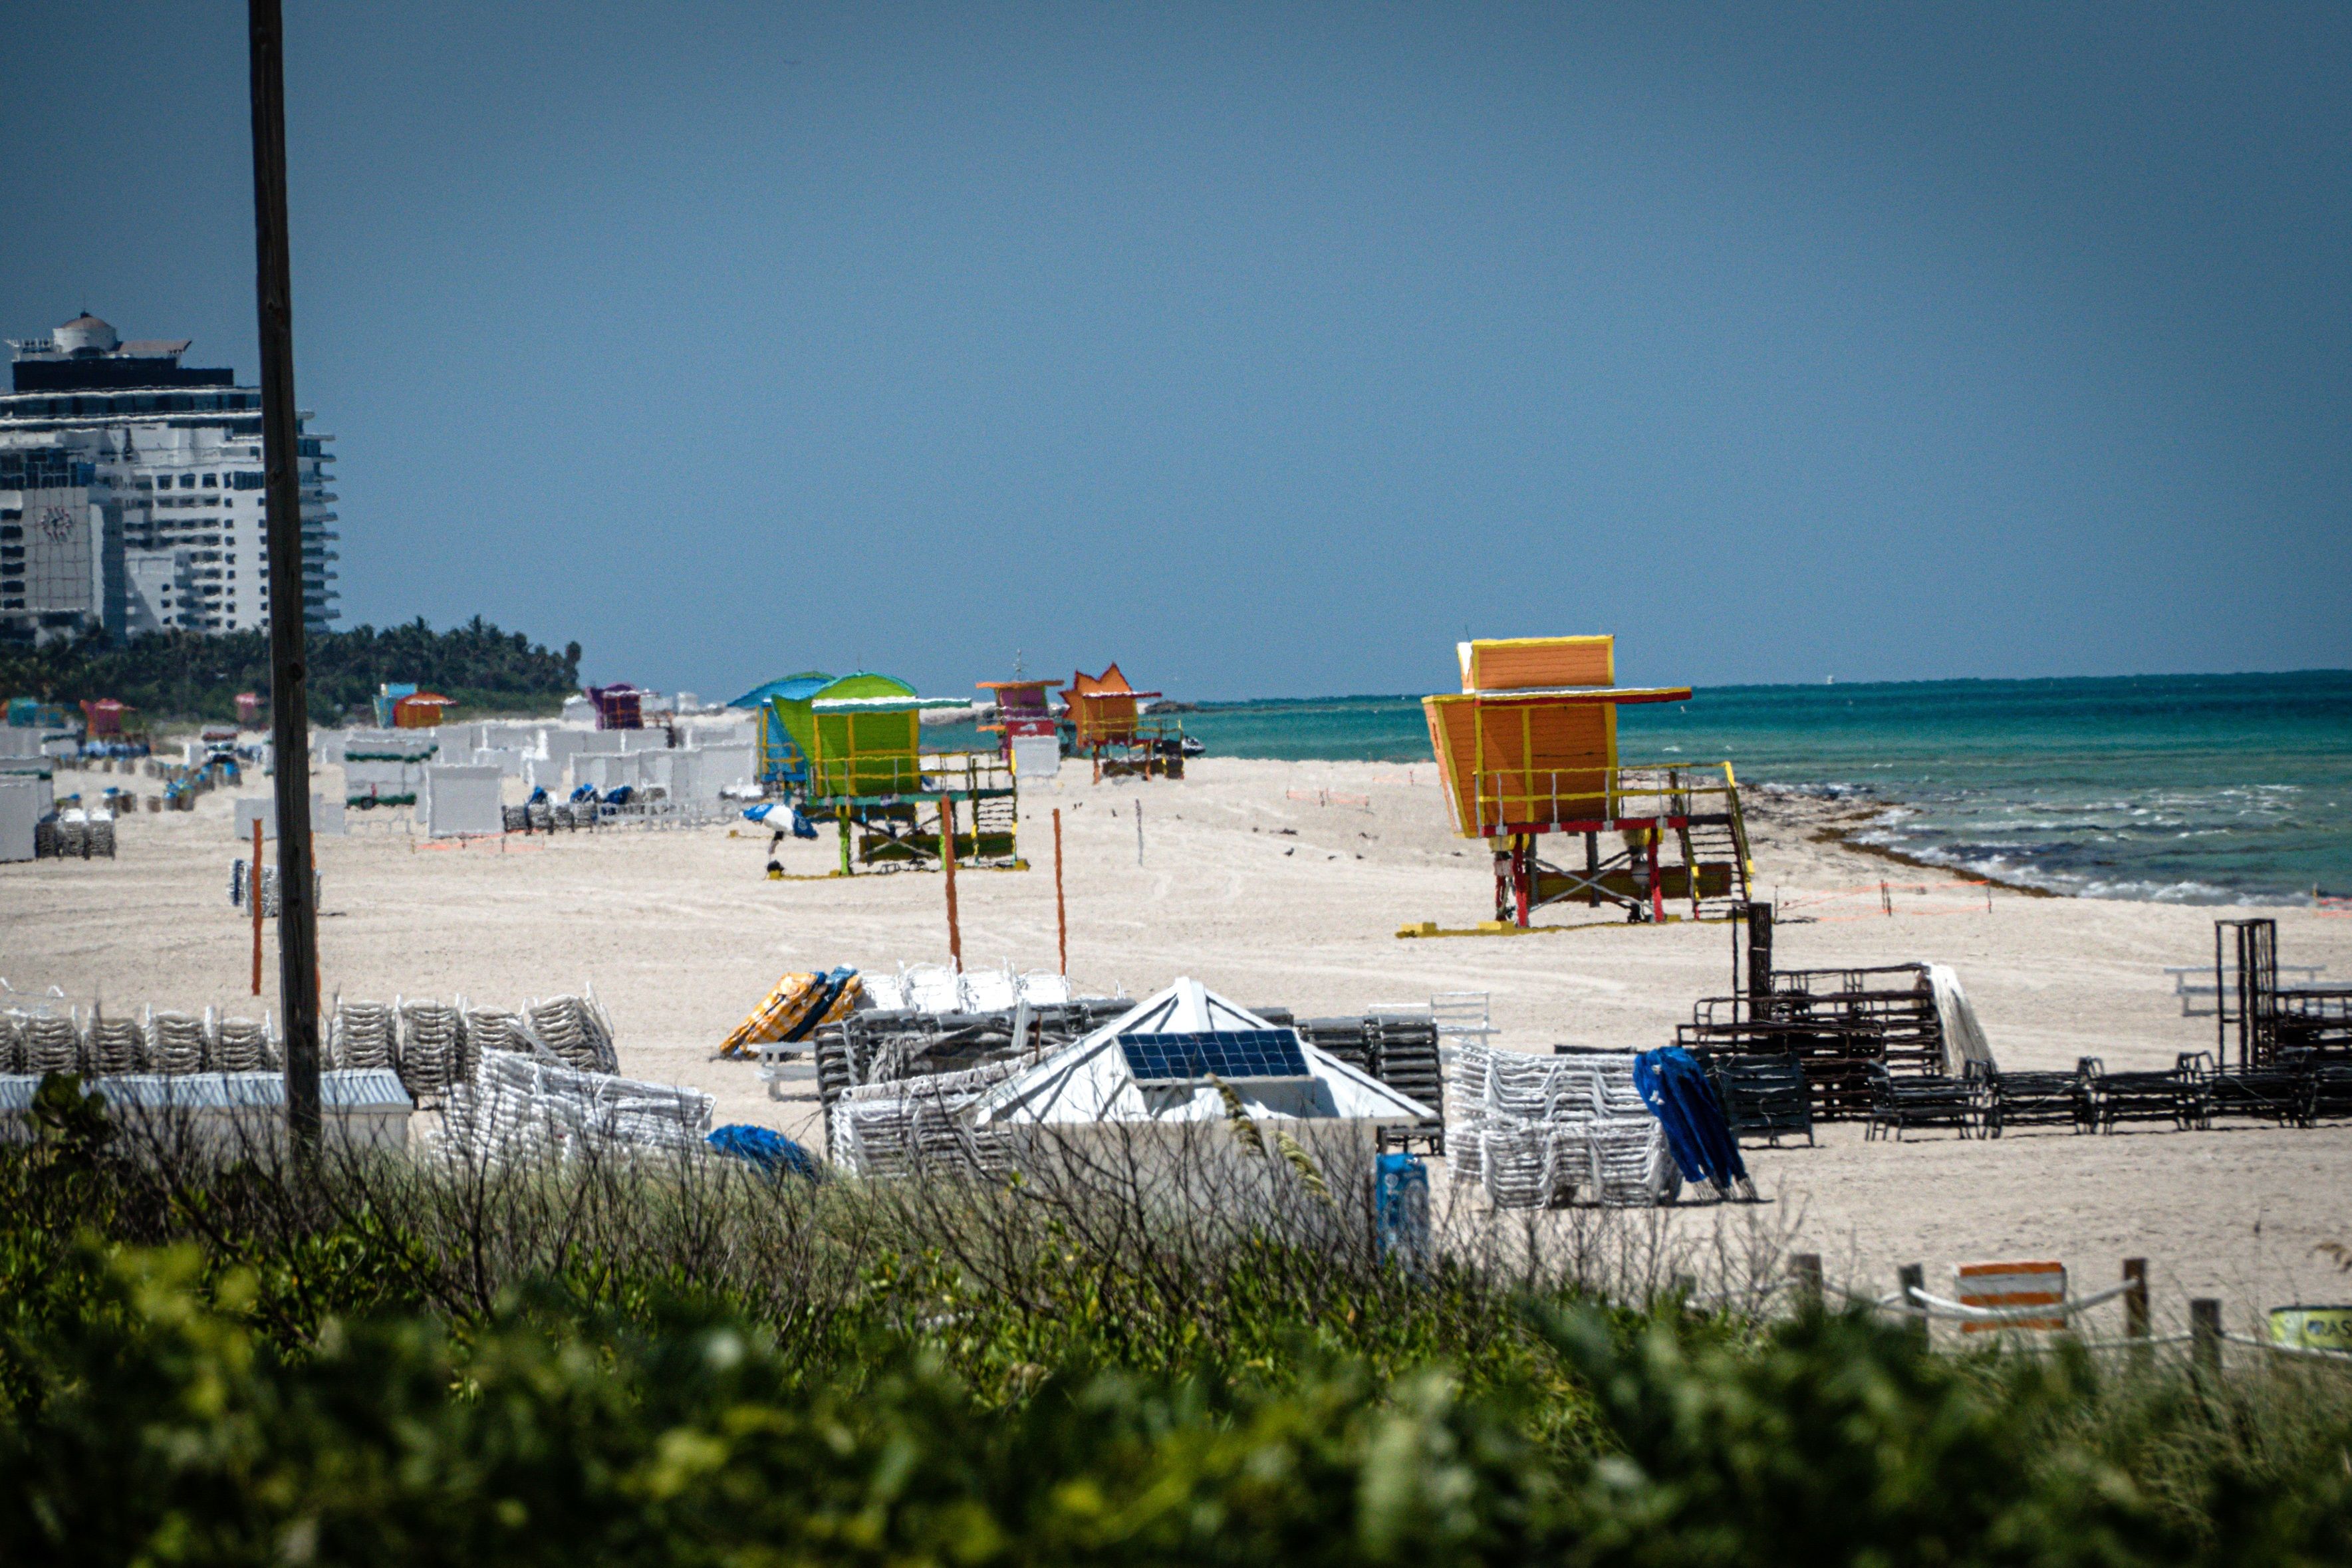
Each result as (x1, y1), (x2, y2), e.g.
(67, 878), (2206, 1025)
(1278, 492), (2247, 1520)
(773, 673), (1023, 874)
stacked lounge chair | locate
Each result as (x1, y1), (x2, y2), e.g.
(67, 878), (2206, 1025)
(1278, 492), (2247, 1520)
(1443, 1041), (1677, 1208)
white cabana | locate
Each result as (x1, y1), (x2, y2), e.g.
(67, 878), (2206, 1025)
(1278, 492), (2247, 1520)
(829, 978), (1432, 1240)
(424, 763), (503, 837)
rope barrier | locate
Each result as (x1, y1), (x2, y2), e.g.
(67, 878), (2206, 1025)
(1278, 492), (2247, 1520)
(2223, 1331), (2352, 1363)
(1896, 1280), (2139, 1324)
(1676, 1278), (2349, 1372)
(1779, 876), (1991, 911)
(1955, 1334), (2196, 1355)
(1682, 1279), (1790, 1309)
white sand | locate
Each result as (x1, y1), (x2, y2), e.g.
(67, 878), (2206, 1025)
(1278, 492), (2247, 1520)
(7, 753), (2350, 1320)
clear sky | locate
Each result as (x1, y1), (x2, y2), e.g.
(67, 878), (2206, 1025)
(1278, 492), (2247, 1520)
(5, 3), (2347, 700)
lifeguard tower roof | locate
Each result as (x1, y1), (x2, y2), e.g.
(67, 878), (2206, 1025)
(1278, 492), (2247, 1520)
(1423, 635), (1690, 841)
(730, 671), (835, 711)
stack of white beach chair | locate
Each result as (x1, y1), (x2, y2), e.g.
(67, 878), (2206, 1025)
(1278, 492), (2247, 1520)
(1444, 1041), (1678, 1208)
(432, 1050), (714, 1167)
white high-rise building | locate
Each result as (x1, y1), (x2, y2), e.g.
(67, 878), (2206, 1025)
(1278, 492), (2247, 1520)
(0, 313), (338, 641)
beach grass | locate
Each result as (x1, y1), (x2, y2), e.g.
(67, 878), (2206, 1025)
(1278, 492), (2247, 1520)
(2, 1091), (2348, 1563)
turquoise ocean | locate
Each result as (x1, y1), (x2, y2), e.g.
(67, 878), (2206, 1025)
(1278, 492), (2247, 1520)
(1148, 672), (2352, 906)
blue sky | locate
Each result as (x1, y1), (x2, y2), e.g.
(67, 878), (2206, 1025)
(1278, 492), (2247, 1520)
(4, 3), (2347, 700)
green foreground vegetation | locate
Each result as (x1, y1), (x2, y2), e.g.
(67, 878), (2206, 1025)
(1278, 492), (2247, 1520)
(0, 616), (581, 725)
(1, 1085), (2347, 1565)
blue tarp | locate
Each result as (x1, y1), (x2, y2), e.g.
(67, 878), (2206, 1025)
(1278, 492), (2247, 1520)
(708, 1124), (822, 1180)
(1633, 1047), (1750, 1193)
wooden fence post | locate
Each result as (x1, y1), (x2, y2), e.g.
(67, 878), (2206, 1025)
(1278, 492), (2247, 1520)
(1790, 1252), (1823, 1317)
(2191, 1298), (2222, 1378)
(1898, 1262), (1928, 1348)
(2123, 1257), (2151, 1369)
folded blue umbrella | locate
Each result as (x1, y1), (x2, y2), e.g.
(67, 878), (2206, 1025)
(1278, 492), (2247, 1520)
(743, 801), (819, 839)
(708, 1124), (822, 1180)
(1633, 1046), (1750, 1193)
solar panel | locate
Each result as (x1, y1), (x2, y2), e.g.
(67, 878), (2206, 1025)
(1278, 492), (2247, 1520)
(1118, 1029), (1312, 1085)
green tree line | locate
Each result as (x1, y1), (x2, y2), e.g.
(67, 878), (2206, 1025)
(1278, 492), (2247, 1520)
(0, 616), (582, 724)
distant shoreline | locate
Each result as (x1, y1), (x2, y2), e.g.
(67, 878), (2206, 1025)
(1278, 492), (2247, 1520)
(1805, 820), (2062, 900)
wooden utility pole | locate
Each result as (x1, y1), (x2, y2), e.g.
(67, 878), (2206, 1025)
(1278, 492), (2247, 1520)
(1053, 807), (1067, 976)
(249, 0), (322, 1152)
(250, 817), (265, 994)
(940, 799), (962, 970)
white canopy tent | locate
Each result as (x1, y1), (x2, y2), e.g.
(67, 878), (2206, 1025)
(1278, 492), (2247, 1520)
(969, 977), (1433, 1132)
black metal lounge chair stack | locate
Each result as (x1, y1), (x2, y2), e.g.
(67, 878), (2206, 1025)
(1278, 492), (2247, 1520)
(1367, 1012), (1446, 1152)
(1863, 1061), (1977, 1141)
(1292, 1016), (1372, 1073)
(2214, 918), (2352, 1067)
(2077, 1056), (2200, 1133)
(2177, 1051), (2304, 1128)
(2292, 1051), (2352, 1123)
(1679, 962), (1949, 1122)
(1968, 1059), (2092, 1136)
(1708, 1057), (1813, 1146)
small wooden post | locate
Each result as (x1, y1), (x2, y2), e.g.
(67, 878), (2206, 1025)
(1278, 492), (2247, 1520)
(2190, 1298), (2222, 1378)
(1790, 1252), (1824, 1317)
(1135, 800), (1144, 866)
(1646, 829), (1663, 923)
(250, 816), (265, 995)
(1881, 880), (1893, 916)
(2123, 1257), (2151, 1369)
(1053, 807), (1067, 976)
(940, 797), (962, 971)
(1898, 1262), (1928, 1348)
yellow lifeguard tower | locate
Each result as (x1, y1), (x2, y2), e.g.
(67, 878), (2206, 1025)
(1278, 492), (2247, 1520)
(1420, 635), (1752, 928)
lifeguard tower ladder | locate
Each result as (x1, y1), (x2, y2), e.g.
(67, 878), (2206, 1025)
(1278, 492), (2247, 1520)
(775, 674), (1023, 875)
(1421, 636), (1753, 928)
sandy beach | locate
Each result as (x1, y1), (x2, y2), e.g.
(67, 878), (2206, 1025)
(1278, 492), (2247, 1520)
(7, 753), (2349, 1319)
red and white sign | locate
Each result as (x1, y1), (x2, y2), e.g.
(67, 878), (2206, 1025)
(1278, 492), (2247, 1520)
(1955, 1260), (2068, 1333)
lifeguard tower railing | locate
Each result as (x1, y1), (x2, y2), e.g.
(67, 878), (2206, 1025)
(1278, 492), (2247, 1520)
(1079, 715), (1186, 779)
(1466, 762), (1753, 926)
(801, 748), (1022, 873)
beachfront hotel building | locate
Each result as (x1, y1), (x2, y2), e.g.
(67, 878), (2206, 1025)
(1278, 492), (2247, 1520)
(0, 313), (338, 641)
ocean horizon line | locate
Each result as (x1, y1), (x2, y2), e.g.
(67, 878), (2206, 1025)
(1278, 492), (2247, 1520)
(1174, 666), (2352, 709)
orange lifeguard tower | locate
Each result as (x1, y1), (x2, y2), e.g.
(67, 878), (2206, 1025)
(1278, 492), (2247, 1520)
(392, 692), (456, 729)
(1420, 635), (1751, 928)
(1062, 663), (1183, 778)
